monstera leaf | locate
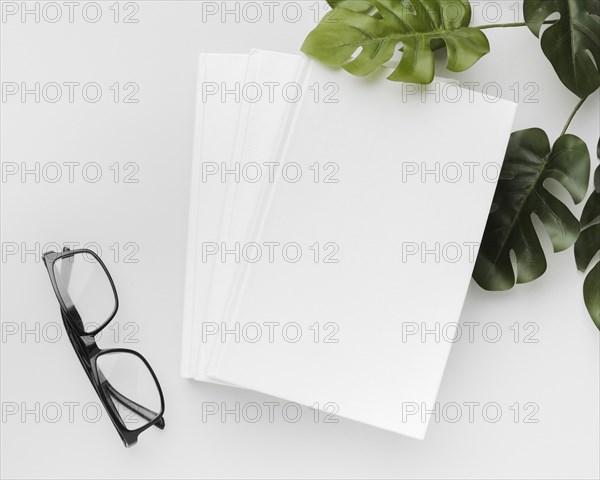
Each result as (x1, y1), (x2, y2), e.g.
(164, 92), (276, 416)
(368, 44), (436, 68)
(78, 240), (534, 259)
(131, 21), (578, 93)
(327, 0), (373, 12)
(302, 0), (490, 84)
(524, 0), (600, 99)
(575, 140), (600, 328)
(474, 128), (590, 291)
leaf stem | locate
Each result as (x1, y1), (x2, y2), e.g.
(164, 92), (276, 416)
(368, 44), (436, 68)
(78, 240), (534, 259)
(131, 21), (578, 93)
(475, 20), (555, 30)
(562, 97), (588, 136)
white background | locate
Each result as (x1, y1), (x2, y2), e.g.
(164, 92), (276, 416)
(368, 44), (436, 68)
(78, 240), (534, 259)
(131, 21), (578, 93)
(1, 1), (599, 478)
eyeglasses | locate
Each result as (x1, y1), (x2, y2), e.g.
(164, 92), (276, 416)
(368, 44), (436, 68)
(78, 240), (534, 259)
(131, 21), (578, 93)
(43, 247), (165, 447)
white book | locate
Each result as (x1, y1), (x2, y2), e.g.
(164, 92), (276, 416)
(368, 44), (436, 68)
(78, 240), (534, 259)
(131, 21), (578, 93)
(194, 50), (309, 381)
(180, 53), (248, 377)
(207, 60), (518, 439)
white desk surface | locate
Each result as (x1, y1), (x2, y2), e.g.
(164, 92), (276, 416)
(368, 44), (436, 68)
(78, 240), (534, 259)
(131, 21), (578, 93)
(1, 2), (598, 478)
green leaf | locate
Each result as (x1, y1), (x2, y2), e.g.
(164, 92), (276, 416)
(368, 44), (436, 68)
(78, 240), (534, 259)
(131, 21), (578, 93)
(523, 0), (600, 99)
(326, 0), (471, 51)
(575, 139), (600, 329)
(580, 188), (600, 227)
(596, 140), (600, 193)
(301, 0), (490, 84)
(474, 128), (590, 291)
(575, 223), (600, 271)
(583, 263), (600, 329)
(327, 0), (374, 12)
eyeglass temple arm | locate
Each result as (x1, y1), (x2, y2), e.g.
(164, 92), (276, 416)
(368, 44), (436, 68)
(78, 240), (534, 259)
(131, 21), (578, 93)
(60, 246), (74, 283)
(98, 370), (165, 429)
(57, 249), (93, 334)
(56, 247), (77, 311)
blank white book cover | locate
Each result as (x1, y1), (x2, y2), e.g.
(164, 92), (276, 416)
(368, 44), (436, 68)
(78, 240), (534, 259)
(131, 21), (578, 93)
(208, 60), (518, 439)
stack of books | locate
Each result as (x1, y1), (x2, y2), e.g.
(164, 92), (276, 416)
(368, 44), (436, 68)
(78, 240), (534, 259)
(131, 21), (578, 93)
(181, 49), (517, 439)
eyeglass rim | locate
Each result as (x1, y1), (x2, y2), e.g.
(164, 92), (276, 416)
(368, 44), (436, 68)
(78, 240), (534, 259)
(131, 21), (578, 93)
(92, 348), (166, 435)
(43, 248), (119, 336)
(60, 309), (165, 447)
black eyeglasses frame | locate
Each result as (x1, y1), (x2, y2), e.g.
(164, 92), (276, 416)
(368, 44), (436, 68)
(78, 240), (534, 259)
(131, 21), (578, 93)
(43, 247), (165, 447)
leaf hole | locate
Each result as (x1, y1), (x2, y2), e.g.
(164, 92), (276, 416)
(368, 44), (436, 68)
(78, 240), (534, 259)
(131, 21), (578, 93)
(539, 12), (560, 35)
(585, 49), (598, 73)
(348, 45), (364, 62)
(530, 213), (555, 255)
(543, 177), (576, 206)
